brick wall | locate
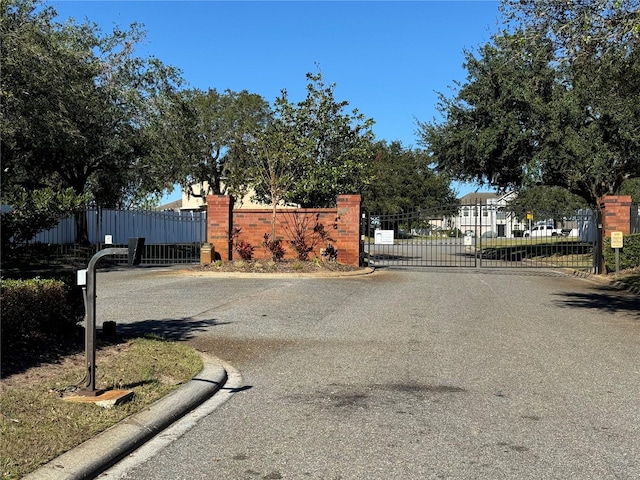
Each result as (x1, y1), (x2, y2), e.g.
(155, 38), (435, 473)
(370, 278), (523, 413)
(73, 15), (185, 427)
(206, 194), (361, 266)
(601, 195), (633, 237)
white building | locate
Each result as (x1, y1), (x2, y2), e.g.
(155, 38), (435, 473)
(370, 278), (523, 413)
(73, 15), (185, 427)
(159, 182), (297, 211)
(453, 191), (525, 238)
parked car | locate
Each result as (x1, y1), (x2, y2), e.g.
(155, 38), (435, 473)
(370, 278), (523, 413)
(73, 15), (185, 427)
(481, 231), (498, 238)
(523, 225), (563, 237)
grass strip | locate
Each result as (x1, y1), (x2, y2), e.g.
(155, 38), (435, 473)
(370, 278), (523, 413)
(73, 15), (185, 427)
(0, 337), (202, 480)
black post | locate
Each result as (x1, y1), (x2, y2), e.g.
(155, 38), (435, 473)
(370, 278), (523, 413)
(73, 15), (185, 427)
(78, 238), (144, 396)
(595, 210), (603, 274)
(80, 247), (127, 395)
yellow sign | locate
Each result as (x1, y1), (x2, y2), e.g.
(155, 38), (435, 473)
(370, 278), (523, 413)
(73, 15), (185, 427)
(611, 231), (624, 249)
(526, 211), (533, 220)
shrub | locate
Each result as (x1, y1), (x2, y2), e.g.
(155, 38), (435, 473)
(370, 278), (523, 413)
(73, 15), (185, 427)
(322, 243), (338, 262)
(281, 212), (336, 261)
(1, 277), (84, 352)
(262, 233), (286, 261)
(230, 227), (254, 260)
(603, 233), (640, 272)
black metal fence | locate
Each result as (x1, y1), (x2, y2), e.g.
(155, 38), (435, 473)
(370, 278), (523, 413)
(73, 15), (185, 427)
(631, 203), (640, 234)
(362, 203), (597, 270)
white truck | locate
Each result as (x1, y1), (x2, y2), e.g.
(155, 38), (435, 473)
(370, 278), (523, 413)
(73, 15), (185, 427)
(523, 225), (564, 237)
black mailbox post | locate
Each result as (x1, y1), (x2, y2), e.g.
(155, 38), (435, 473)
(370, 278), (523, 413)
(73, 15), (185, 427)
(79, 238), (145, 395)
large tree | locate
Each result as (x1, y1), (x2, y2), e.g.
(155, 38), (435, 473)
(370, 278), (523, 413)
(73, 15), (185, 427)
(147, 88), (270, 205)
(362, 141), (457, 214)
(417, 0), (640, 210)
(286, 72), (375, 208)
(418, 33), (559, 192)
(500, 0), (639, 61)
(1, 0), (182, 224)
(234, 72), (376, 209)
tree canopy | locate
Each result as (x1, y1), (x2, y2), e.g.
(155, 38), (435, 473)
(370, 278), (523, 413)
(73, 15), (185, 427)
(148, 88), (270, 204)
(500, 0), (640, 61)
(1, 0), (184, 244)
(230, 71), (376, 209)
(1, 0), (182, 210)
(418, 0), (640, 210)
(362, 141), (457, 214)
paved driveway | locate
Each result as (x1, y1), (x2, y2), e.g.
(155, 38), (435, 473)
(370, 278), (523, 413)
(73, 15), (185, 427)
(96, 267), (640, 479)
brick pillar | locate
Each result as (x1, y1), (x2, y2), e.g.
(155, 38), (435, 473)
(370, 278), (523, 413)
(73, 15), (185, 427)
(601, 195), (632, 238)
(206, 195), (234, 261)
(335, 194), (361, 266)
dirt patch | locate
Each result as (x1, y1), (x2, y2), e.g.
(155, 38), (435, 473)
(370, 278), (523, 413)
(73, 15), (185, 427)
(187, 335), (300, 367)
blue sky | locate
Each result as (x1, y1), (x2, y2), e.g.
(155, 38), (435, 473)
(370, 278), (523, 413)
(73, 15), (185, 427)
(50, 0), (502, 202)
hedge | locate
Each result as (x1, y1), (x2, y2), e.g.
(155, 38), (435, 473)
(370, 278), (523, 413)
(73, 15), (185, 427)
(1, 277), (84, 351)
(603, 233), (640, 272)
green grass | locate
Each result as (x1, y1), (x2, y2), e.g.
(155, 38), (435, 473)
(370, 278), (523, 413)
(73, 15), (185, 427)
(0, 337), (203, 480)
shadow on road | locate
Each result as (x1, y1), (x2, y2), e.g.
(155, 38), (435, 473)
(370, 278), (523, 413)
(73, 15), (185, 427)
(114, 317), (231, 341)
(554, 285), (640, 317)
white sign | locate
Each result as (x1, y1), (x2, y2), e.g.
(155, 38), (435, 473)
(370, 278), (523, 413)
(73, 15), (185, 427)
(374, 229), (395, 245)
(104, 235), (113, 245)
(77, 269), (87, 286)
(464, 235), (473, 246)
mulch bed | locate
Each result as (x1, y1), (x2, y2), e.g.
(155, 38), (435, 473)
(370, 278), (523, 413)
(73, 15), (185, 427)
(190, 259), (362, 274)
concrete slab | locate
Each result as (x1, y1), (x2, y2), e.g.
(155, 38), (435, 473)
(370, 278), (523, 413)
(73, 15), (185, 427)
(63, 389), (134, 408)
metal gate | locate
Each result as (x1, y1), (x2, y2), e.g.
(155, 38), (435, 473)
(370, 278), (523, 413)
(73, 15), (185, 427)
(362, 203), (597, 270)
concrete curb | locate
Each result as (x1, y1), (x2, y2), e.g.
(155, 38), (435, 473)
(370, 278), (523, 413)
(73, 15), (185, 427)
(23, 354), (227, 480)
(569, 269), (640, 295)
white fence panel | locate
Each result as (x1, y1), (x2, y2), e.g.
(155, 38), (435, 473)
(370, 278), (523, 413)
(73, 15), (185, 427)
(577, 209), (596, 243)
(29, 209), (206, 245)
(32, 216), (77, 244)
(98, 209), (205, 244)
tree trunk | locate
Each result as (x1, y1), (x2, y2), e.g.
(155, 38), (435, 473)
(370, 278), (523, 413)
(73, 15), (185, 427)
(271, 202), (277, 241)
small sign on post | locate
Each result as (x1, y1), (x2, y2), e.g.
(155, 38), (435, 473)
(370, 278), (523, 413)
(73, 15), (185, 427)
(611, 231), (623, 249)
(76, 269), (87, 287)
(611, 231), (624, 274)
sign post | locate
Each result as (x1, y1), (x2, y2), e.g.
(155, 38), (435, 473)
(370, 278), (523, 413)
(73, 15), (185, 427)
(610, 231), (623, 274)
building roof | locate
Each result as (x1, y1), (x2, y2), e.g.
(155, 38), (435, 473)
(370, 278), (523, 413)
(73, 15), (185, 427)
(157, 199), (183, 211)
(459, 192), (498, 204)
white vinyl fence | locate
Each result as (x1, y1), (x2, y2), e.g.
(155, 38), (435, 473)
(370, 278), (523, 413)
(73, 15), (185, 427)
(31, 208), (206, 245)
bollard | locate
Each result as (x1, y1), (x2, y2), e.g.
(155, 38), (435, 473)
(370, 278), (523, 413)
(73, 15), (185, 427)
(200, 243), (213, 265)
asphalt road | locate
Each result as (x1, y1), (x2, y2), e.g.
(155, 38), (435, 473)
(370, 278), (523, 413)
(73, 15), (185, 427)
(94, 266), (639, 479)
